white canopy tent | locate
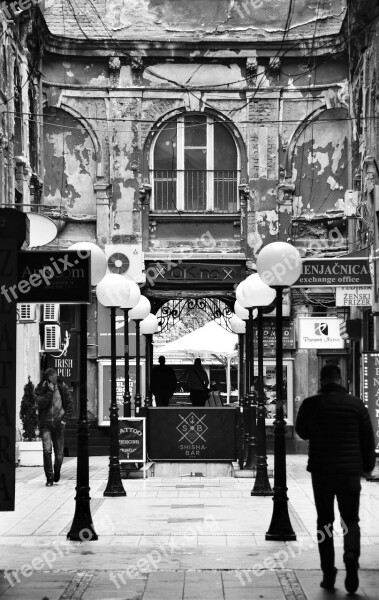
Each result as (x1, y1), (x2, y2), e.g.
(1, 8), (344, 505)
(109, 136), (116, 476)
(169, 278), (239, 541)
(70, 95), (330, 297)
(159, 321), (238, 402)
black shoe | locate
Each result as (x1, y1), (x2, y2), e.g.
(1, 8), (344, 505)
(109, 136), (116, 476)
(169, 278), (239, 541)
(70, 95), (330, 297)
(53, 471), (60, 483)
(345, 555), (359, 594)
(46, 480), (53, 487)
(320, 567), (337, 590)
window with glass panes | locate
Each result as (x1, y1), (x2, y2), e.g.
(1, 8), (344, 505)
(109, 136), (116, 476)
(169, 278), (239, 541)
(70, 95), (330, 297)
(152, 114), (239, 211)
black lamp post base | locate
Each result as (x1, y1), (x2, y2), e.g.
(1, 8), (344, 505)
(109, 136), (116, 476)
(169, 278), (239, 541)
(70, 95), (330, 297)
(251, 459), (273, 496)
(67, 496), (98, 541)
(104, 489), (126, 497)
(251, 489), (273, 497)
(104, 464), (126, 497)
(265, 500), (296, 541)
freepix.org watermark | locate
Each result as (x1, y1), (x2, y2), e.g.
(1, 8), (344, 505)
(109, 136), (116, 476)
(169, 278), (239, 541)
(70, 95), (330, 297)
(234, 519), (349, 586)
(0, 251), (89, 304)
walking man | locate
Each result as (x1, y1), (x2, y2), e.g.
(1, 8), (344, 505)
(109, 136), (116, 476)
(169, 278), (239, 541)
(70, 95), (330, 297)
(35, 368), (73, 486)
(150, 356), (177, 407)
(295, 364), (375, 594)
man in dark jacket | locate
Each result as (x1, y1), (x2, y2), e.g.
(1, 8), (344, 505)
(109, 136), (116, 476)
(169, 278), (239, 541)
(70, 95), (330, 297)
(150, 356), (177, 407)
(295, 364), (375, 594)
(35, 368), (73, 486)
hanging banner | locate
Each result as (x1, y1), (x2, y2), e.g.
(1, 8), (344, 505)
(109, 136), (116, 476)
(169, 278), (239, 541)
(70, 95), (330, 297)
(362, 353), (379, 452)
(0, 238), (17, 511)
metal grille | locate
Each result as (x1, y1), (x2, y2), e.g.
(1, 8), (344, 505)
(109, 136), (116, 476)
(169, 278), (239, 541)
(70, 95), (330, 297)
(153, 170), (238, 212)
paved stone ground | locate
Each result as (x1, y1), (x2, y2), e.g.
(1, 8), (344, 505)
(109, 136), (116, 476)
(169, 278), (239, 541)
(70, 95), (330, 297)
(0, 455), (378, 599)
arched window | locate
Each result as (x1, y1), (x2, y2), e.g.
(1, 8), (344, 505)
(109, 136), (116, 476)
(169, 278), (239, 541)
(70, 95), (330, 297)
(151, 114), (239, 212)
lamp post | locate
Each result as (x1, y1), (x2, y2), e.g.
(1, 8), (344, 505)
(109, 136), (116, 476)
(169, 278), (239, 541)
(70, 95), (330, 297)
(67, 242), (107, 541)
(230, 314), (246, 470)
(96, 273), (131, 497)
(234, 300), (253, 466)
(129, 296), (151, 415)
(257, 241), (302, 541)
(120, 282), (141, 417)
(235, 283), (257, 471)
(140, 313), (159, 407)
(239, 273), (276, 496)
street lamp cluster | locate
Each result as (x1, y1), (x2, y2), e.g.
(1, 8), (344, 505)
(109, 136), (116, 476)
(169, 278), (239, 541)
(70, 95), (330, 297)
(231, 241), (302, 541)
(66, 242), (157, 538)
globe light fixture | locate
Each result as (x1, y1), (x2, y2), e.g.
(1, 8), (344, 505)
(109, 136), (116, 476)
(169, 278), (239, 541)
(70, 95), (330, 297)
(96, 274), (129, 497)
(234, 300), (249, 321)
(229, 314), (246, 335)
(257, 242), (302, 542)
(66, 241), (108, 541)
(129, 296), (151, 414)
(120, 281), (141, 417)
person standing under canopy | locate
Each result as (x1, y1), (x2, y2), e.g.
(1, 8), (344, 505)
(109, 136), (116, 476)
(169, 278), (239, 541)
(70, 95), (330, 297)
(150, 355), (177, 407)
(185, 358), (210, 407)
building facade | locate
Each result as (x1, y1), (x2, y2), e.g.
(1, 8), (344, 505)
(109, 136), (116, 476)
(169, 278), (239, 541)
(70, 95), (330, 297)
(6, 0), (370, 452)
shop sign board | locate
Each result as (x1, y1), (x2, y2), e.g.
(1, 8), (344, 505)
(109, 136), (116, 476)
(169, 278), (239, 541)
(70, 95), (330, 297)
(253, 319), (294, 353)
(145, 261), (242, 288)
(17, 251), (91, 303)
(293, 258), (371, 287)
(298, 317), (345, 349)
(118, 418), (146, 463)
(148, 407), (237, 461)
(362, 353), (379, 452)
(0, 238), (17, 511)
(45, 323), (79, 383)
(335, 287), (373, 307)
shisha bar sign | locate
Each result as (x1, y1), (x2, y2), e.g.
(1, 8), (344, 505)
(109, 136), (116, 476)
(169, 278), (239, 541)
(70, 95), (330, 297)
(363, 353), (379, 452)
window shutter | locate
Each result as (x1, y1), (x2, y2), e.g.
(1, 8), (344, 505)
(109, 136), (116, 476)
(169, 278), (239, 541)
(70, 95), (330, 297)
(43, 303), (60, 322)
(18, 304), (35, 322)
(43, 325), (61, 351)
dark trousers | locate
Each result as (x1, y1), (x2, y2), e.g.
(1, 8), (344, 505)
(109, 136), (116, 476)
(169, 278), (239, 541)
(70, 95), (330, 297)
(311, 473), (361, 575)
(41, 422), (65, 480)
(190, 390), (207, 407)
(154, 393), (171, 407)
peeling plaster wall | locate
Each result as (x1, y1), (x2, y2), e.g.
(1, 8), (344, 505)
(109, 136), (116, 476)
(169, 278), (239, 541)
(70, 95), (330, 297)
(291, 108), (349, 218)
(43, 107), (97, 217)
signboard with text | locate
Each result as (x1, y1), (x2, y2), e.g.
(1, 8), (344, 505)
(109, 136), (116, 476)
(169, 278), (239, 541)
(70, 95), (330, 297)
(145, 261), (243, 288)
(148, 407), (237, 461)
(252, 319), (294, 355)
(118, 418), (146, 463)
(362, 353), (379, 452)
(45, 322), (79, 383)
(293, 258), (371, 287)
(17, 251), (91, 303)
(336, 287), (373, 307)
(298, 317), (345, 349)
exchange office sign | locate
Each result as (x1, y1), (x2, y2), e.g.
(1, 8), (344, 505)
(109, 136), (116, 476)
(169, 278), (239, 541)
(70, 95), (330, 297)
(362, 353), (379, 452)
(148, 407), (237, 461)
(145, 261), (242, 288)
(293, 258), (371, 287)
(298, 317), (345, 349)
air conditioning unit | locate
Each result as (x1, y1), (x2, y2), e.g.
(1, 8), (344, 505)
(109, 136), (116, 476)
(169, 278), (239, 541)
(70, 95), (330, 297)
(105, 244), (145, 284)
(43, 325), (61, 351)
(18, 304), (35, 322)
(43, 303), (60, 322)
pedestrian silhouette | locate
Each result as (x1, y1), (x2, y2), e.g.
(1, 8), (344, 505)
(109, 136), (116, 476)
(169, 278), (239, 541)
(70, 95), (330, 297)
(150, 356), (177, 407)
(295, 364), (376, 594)
(185, 358), (210, 407)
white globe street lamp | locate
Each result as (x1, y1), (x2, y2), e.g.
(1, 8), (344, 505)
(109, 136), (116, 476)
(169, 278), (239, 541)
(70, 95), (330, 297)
(140, 313), (159, 408)
(66, 242), (108, 541)
(120, 281), (141, 417)
(96, 273), (130, 497)
(129, 296), (151, 414)
(257, 241), (302, 542)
